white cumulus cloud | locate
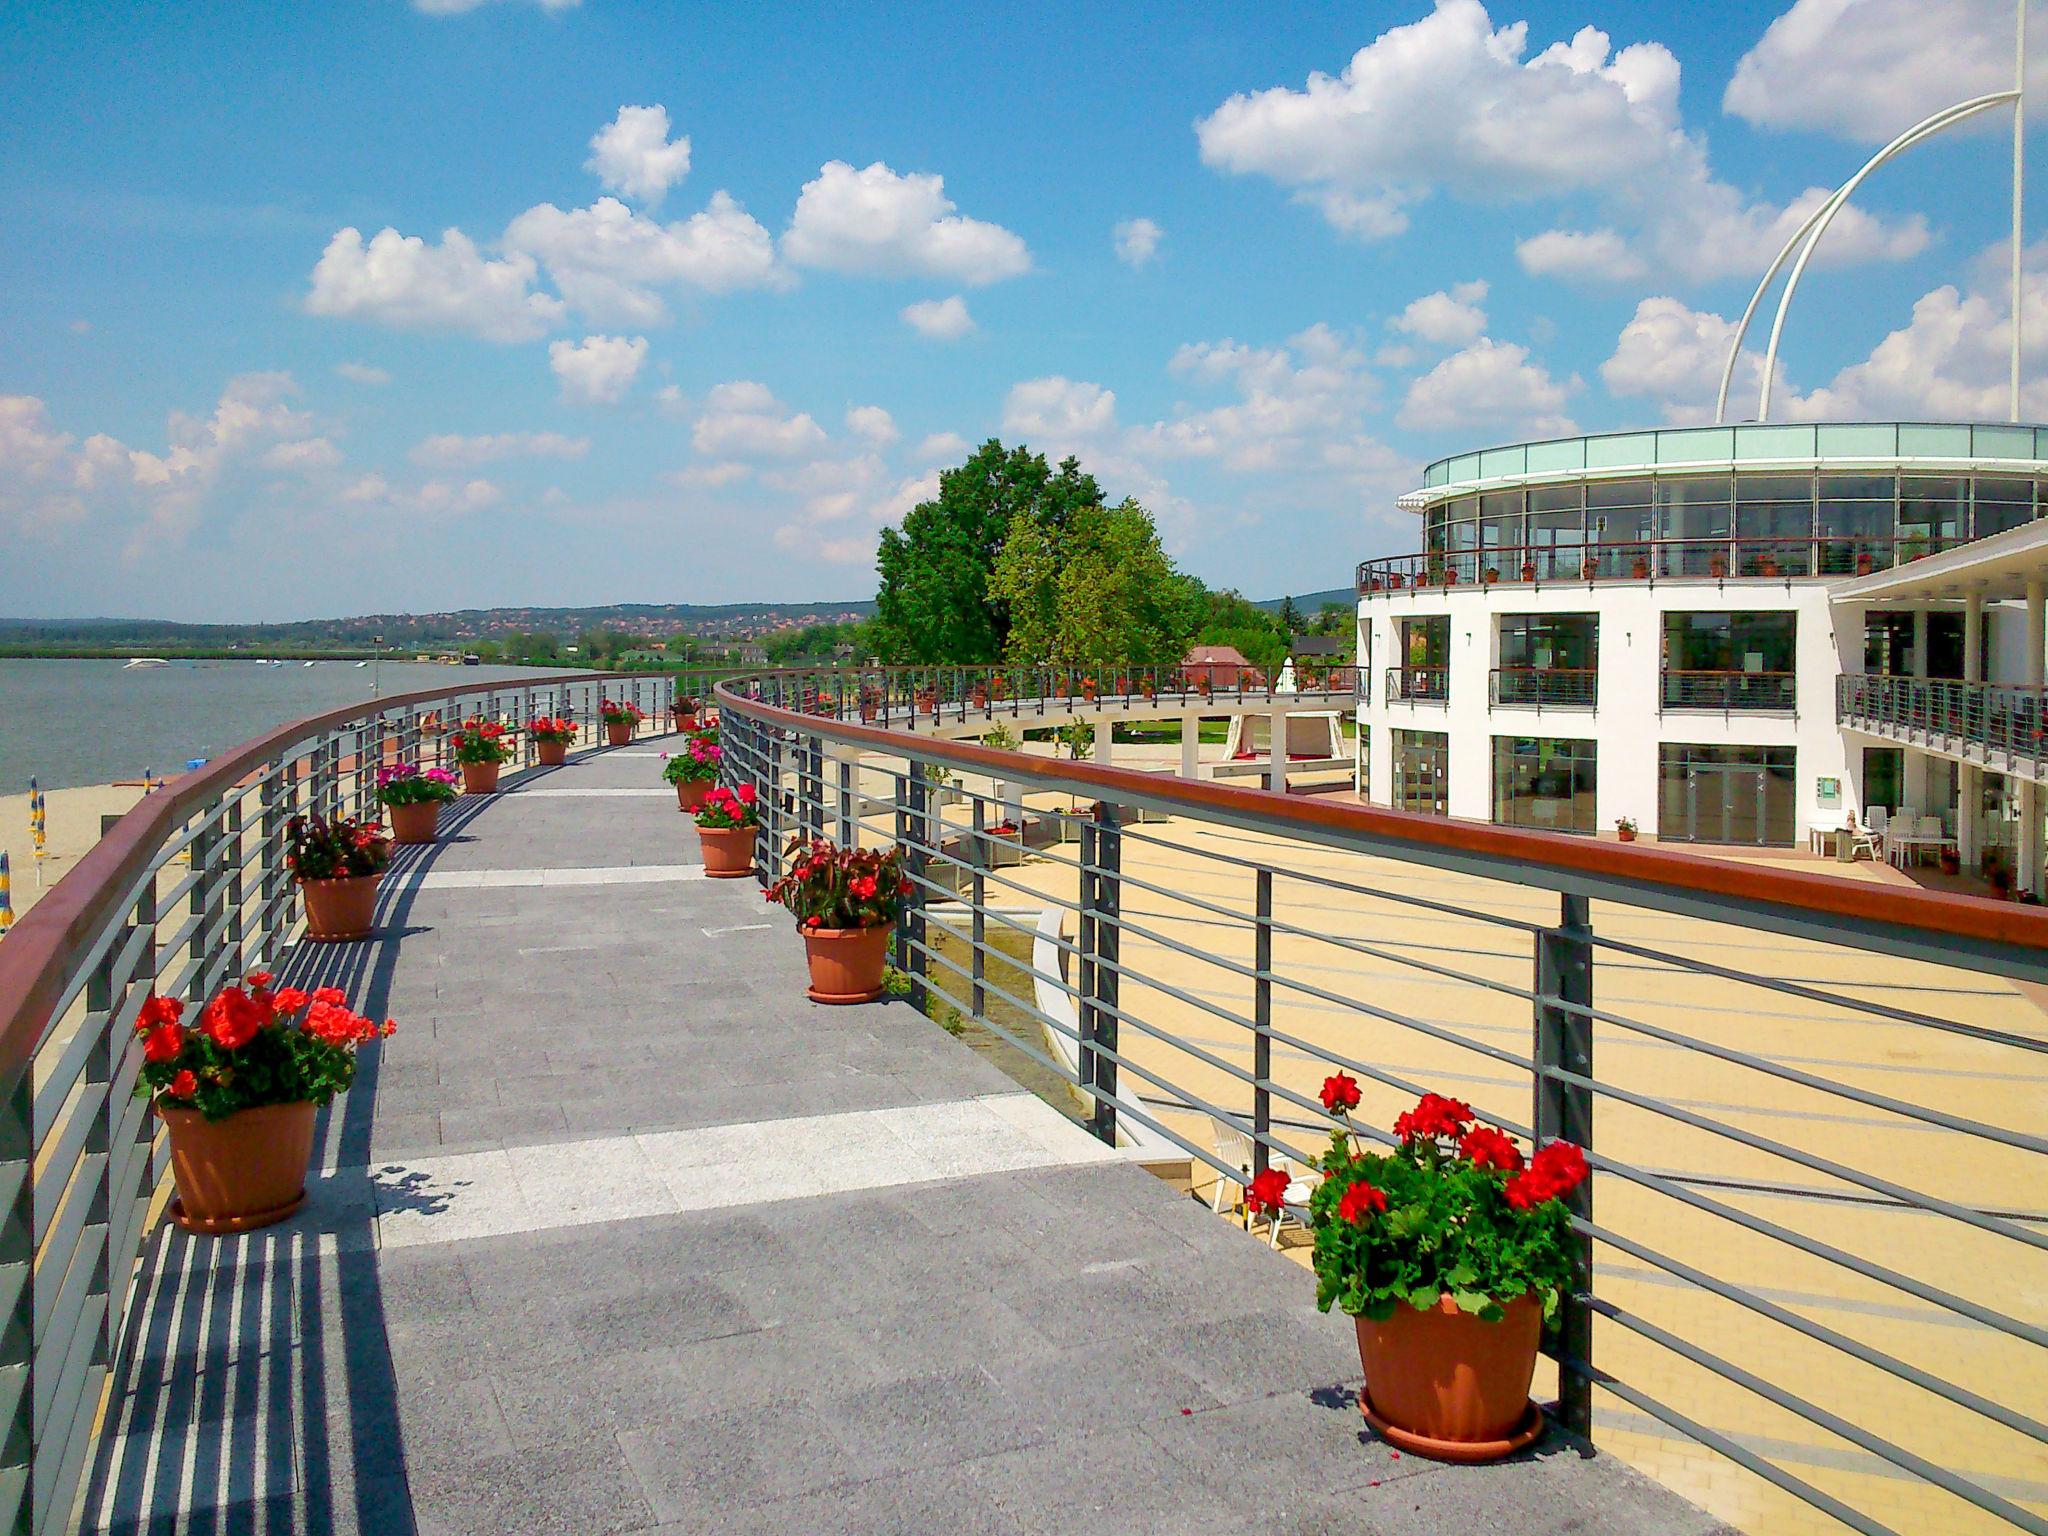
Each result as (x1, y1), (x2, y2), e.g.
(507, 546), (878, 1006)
(1114, 217), (1164, 268)
(1600, 297), (1782, 424)
(900, 295), (974, 340)
(334, 361), (392, 386)
(1399, 337), (1576, 437)
(845, 405), (898, 446)
(409, 430), (591, 466)
(783, 161), (1030, 285)
(306, 227), (565, 342)
(1195, 0), (1926, 283)
(1390, 280), (1489, 346)
(691, 381), (830, 459)
(1726, 0), (2046, 143)
(503, 192), (780, 327)
(548, 334), (647, 404)
(585, 105), (691, 204)
(1002, 377), (1119, 441)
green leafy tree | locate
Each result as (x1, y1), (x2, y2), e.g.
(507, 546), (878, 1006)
(989, 498), (1205, 666)
(1193, 589), (1288, 670)
(872, 440), (1101, 663)
(1278, 595), (1304, 637)
(1312, 603), (1352, 637)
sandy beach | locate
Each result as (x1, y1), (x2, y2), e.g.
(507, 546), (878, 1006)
(0, 782), (151, 923)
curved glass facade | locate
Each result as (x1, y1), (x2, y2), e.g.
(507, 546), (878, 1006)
(1418, 470), (2048, 582)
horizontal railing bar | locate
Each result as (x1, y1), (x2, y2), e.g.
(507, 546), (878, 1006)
(32, 1011), (114, 1143)
(1541, 1061), (2048, 1252)
(1577, 1215), (2048, 1445)
(1581, 1147), (2046, 1345)
(1545, 991), (2047, 1153)
(1571, 1362), (1898, 1536)
(1584, 929), (2048, 1055)
(1584, 1296), (2048, 1533)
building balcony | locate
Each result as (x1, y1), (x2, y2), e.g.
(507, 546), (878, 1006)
(1660, 669), (1797, 713)
(1357, 536), (1961, 596)
(1838, 673), (2048, 778)
(1383, 665), (1449, 706)
(1490, 667), (1597, 710)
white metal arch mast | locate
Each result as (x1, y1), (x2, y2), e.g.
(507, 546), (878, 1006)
(1715, 0), (2028, 425)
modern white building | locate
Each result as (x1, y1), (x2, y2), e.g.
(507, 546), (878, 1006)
(1354, 421), (2048, 893)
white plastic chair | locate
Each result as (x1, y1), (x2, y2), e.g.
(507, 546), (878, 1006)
(1868, 805), (1890, 836)
(1209, 1118), (1253, 1215)
(1265, 1156), (1324, 1249)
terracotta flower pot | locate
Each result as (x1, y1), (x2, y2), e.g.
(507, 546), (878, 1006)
(606, 721), (633, 746)
(387, 800), (439, 845)
(1354, 1293), (1545, 1462)
(696, 824), (754, 878)
(673, 711), (699, 732)
(536, 740), (567, 767)
(674, 778), (712, 813)
(1617, 827), (1636, 843)
(460, 760), (500, 795)
(300, 872), (381, 942)
(801, 924), (892, 1004)
(160, 1100), (318, 1235)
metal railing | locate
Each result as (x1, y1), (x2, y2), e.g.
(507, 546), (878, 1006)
(1491, 667), (1599, 710)
(1839, 674), (2048, 763)
(717, 666), (2048, 1536)
(775, 662), (1361, 726)
(1383, 666), (1450, 706)
(1660, 669), (1798, 713)
(1357, 535), (1966, 594)
(0, 668), (675, 1536)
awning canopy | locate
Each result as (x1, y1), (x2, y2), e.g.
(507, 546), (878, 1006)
(1829, 518), (2048, 605)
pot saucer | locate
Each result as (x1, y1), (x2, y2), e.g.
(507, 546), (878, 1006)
(1360, 1395), (1545, 1463)
(170, 1191), (307, 1237)
(806, 985), (883, 1005)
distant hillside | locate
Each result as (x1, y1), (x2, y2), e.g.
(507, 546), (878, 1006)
(1254, 587), (1353, 615)
(0, 599), (875, 655)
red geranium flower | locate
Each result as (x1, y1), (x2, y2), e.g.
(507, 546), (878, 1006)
(244, 971), (274, 988)
(142, 1022), (186, 1063)
(1245, 1166), (1291, 1215)
(1394, 1091), (1475, 1143)
(200, 987), (266, 1051)
(1336, 1180), (1387, 1223)
(136, 994), (184, 1034)
(1459, 1126), (1523, 1172)
(1504, 1140), (1589, 1209)
(272, 987), (310, 1012)
(167, 1069), (198, 1099)
(1319, 1073), (1362, 1113)
(311, 987), (346, 1006)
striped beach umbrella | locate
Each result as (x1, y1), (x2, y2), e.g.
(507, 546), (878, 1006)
(0, 851), (12, 933)
(29, 780), (45, 886)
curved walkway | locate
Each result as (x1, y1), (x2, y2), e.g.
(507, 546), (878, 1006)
(80, 736), (1725, 1535)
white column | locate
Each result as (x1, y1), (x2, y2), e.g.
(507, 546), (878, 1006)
(1268, 707), (1287, 793)
(1180, 715), (1200, 779)
(2026, 578), (2045, 894)
(1961, 590), (1984, 868)
(1096, 718), (1113, 769)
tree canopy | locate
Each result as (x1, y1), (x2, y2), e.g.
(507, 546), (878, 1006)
(871, 440), (1101, 663)
(989, 498), (1205, 665)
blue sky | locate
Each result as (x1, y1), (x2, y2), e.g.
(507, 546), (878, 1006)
(1, 0), (2041, 621)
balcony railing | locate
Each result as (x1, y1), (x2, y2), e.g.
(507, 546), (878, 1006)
(1660, 669), (1797, 713)
(717, 666), (2048, 1536)
(1357, 535), (1966, 595)
(1839, 673), (2048, 761)
(1383, 666), (1449, 706)
(1491, 667), (1598, 710)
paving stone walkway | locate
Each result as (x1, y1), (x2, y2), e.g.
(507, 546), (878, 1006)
(82, 736), (1732, 1535)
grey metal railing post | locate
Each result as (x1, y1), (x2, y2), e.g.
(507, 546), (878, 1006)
(1081, 801), (1121, 1145)
(1536, 891), (1595, 1437)
(970, 797), (987, 1019)
(223, 796), (245, 981)
(0, 1050), (29, 1534)
(836, 756), (853, 847)
(904, 760), (930, 1012)
(188, 805), (216, 1005)
(1253, 867), (1273, 1177)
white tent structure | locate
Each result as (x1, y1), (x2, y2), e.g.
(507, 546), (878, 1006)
(1215, 657), (1348, 787)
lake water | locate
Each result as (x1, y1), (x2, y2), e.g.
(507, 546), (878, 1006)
(0, 658), (588, 791)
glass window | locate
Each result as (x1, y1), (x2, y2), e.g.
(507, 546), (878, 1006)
(1818, 488), (1892, 575)
(1493, 737), (1597, 834)
(1662, 612), (1797, 710)
(1587, 479), (1654, 576)
(1656, 477), (1733, 575)
(1496, 614), (1598, 708)
(1526, 484), (1585, 577)
(1974, 476), (2036, 539)
(1735, 474), (1814, 577)
(1479, 490), (1524, 566)
(1900, 477), (1965, 552)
